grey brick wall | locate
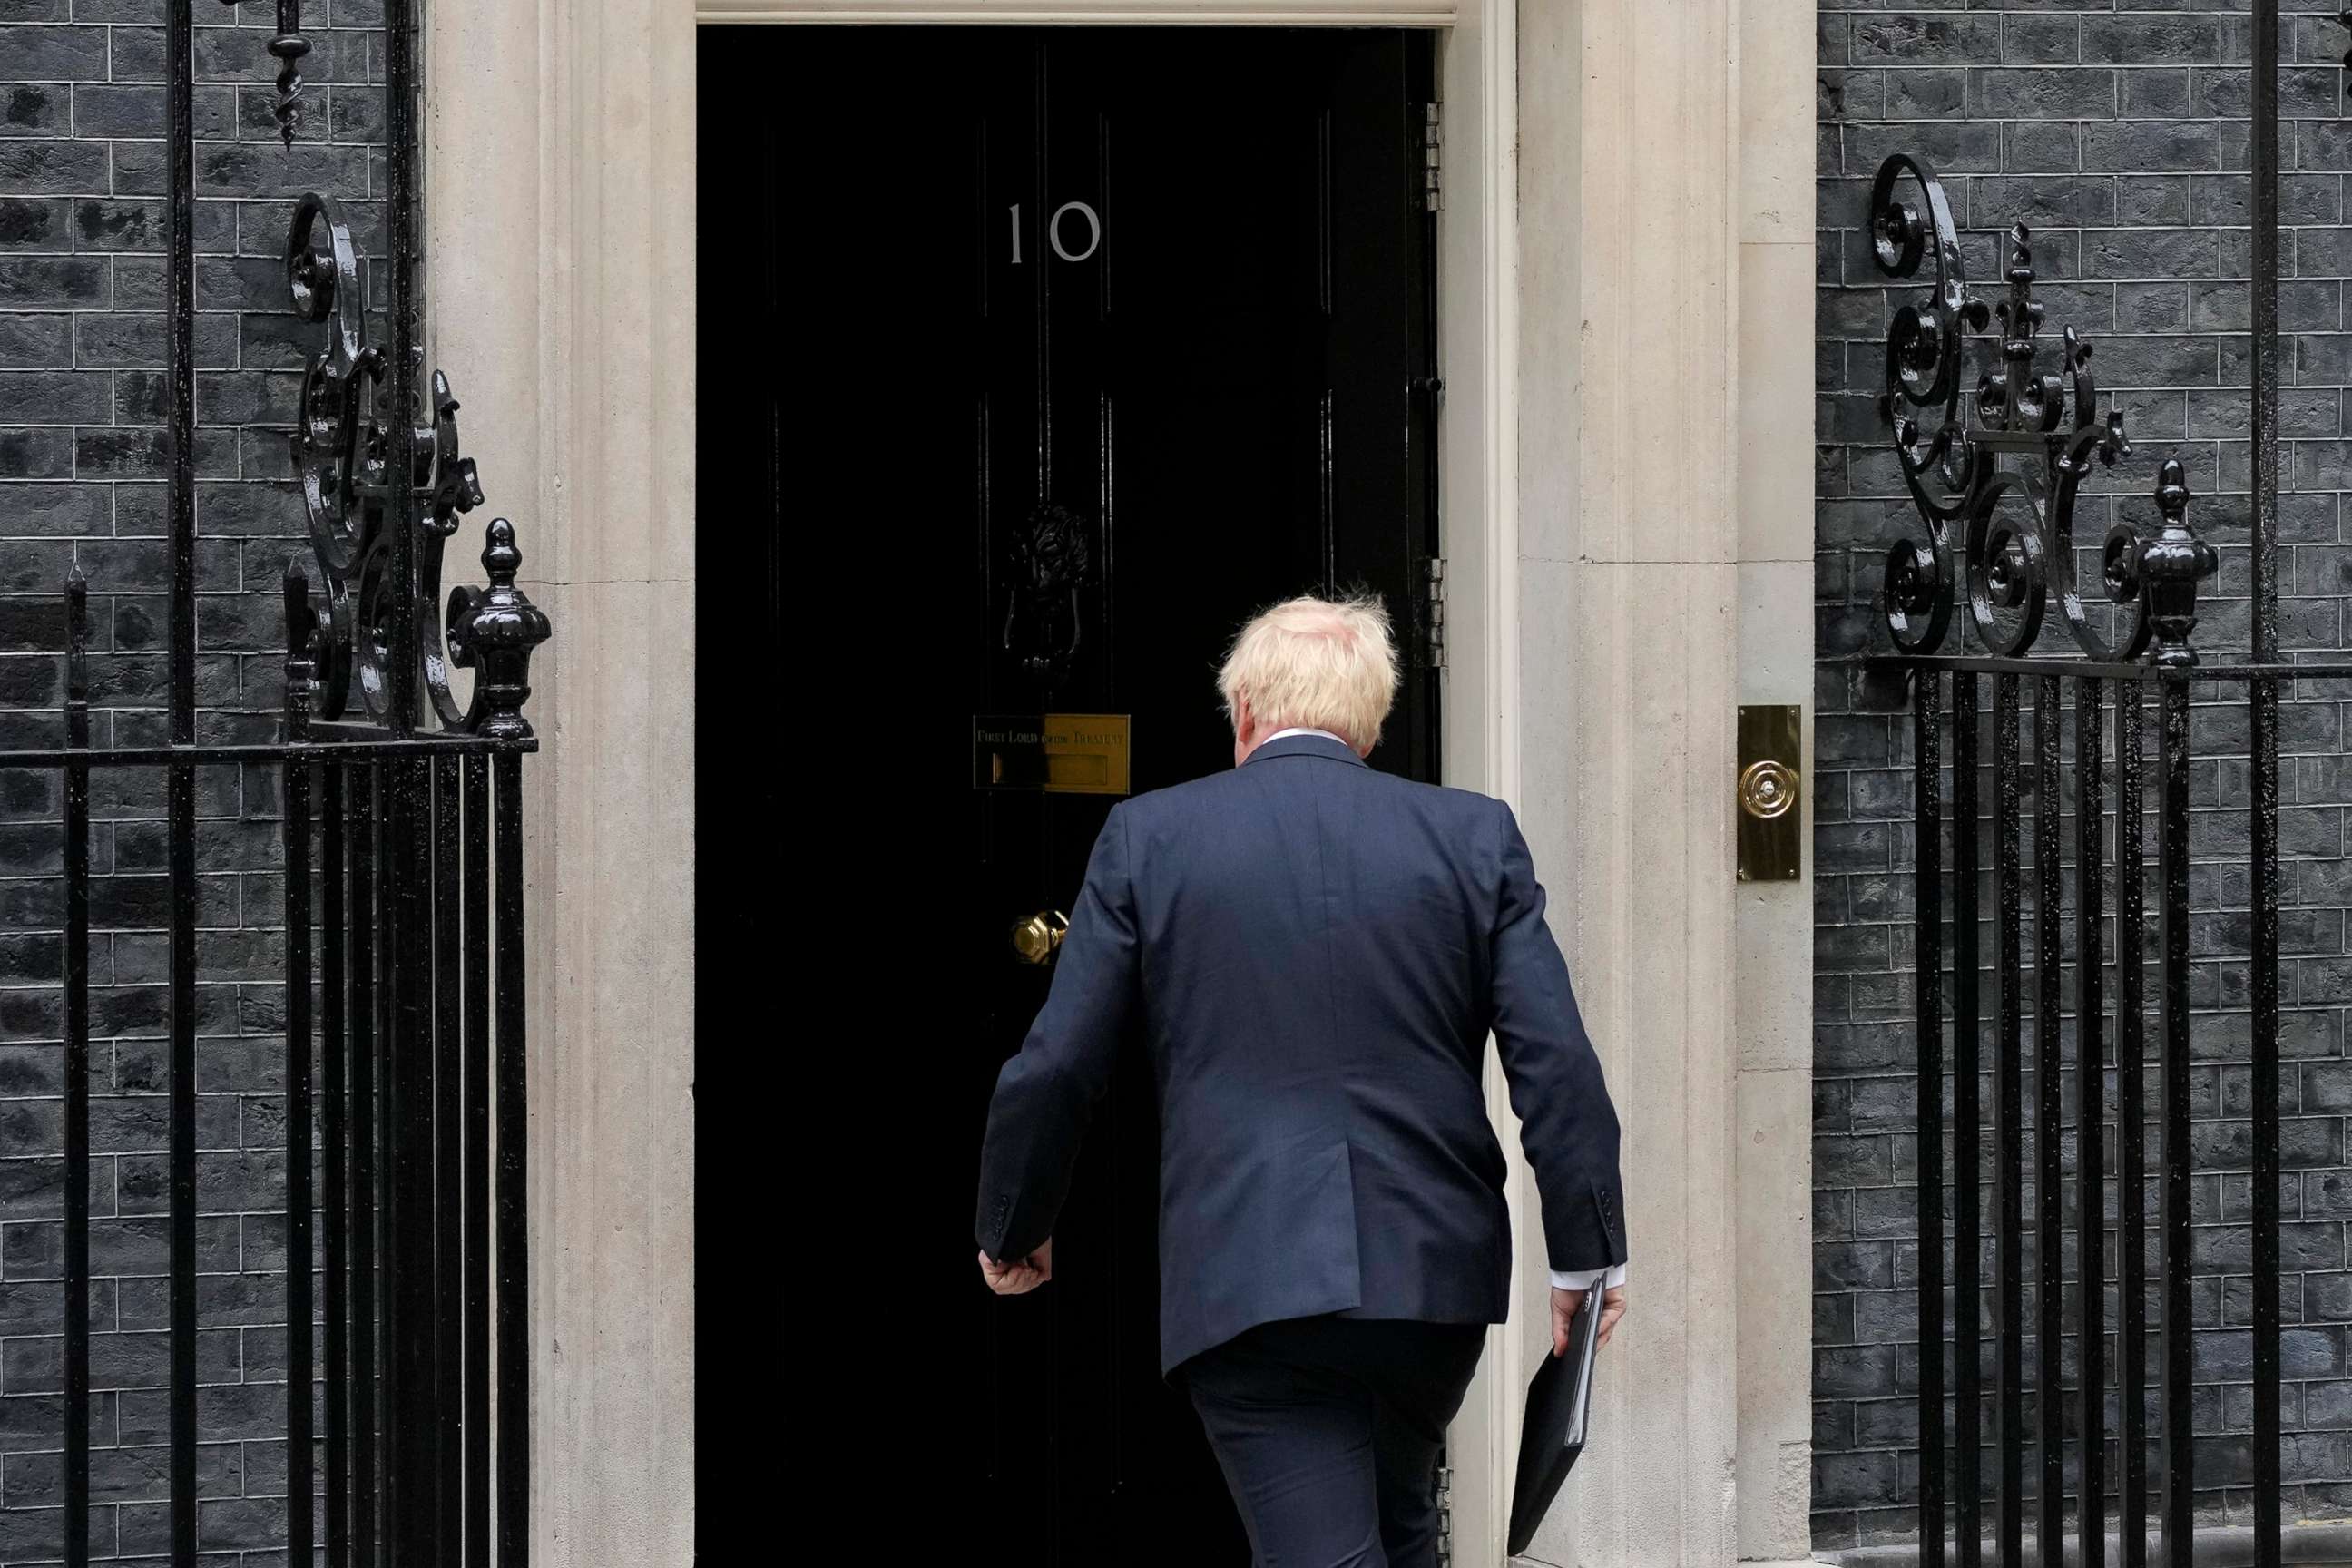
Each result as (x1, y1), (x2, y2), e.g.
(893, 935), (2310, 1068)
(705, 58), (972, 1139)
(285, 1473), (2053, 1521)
(1818, 2), (2352, 1553)
(0, 3), (382, 1558)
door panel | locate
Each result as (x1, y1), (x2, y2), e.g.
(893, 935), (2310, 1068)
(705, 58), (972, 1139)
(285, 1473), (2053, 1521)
(700, 26), (1436, 1559)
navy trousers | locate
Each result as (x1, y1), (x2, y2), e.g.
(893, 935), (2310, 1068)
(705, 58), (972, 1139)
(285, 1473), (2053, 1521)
(1181, 1316), (1488, 1568)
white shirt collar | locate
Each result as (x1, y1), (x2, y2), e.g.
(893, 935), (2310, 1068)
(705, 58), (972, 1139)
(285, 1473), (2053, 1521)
(1264, 727), (1349, 747)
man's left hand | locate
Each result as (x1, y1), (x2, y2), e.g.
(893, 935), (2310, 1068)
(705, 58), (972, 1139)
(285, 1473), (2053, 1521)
(979, 1238), (1054, 1295)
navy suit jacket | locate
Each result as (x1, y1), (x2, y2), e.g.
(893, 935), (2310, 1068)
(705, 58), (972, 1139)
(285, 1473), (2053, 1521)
(975, 731), (1626, 1373)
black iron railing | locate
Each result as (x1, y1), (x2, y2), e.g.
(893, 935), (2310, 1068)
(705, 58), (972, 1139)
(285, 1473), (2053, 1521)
(3, 3), (547, 1563)
(1873, 5), (2332, 1564)
(1897, 654), (2331, 1568)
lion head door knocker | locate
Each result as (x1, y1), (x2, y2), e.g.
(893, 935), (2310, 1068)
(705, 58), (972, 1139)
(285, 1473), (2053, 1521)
(1003, 503), (1095, 690)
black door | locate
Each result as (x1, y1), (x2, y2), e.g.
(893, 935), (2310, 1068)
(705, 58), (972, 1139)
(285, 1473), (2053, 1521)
(699, 26), (1437, 1560)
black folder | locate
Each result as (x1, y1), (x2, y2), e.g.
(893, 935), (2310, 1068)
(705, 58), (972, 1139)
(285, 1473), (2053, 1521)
(1506, 1291), (1603, 1556)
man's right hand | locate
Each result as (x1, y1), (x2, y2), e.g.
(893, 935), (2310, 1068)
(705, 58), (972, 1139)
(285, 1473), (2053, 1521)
(979, 1238), (1054, 1296)
(1551, 1284), (1628, 1357)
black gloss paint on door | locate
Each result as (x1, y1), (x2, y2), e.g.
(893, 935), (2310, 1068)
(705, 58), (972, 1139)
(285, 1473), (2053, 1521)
(699, 26), (1437, 1559)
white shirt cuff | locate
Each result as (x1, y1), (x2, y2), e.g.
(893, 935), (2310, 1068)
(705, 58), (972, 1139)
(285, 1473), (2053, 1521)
(1549, 1262), (1627, 1292)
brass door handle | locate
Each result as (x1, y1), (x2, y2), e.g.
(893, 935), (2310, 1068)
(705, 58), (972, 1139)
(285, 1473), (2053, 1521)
(1011, 909), (1070, 965)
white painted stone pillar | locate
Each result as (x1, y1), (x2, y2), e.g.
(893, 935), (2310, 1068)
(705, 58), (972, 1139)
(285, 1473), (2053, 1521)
(1511, 0), (1811, 1561)
(427, 1), (701, 1562)
(1733, 0), (1821, 1559)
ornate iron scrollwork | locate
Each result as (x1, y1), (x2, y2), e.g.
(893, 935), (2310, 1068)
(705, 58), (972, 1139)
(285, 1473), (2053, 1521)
(282, 192), (549, 737)
(233, 6), (547, 739)
(1870, 155), (2216, 666)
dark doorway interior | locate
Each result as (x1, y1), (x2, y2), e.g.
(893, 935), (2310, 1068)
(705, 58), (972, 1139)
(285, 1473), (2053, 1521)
(699, 24), (1438, 1559)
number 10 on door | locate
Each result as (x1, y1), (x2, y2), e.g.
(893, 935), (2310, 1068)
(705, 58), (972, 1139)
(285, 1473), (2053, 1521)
(1010, 202), (1102, 264)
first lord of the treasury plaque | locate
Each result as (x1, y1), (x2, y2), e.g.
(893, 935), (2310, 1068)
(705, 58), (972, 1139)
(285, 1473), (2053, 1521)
(974, 714), (1132, 796)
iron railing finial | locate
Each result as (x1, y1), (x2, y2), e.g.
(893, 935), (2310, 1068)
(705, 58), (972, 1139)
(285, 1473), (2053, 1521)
(2142, 457), (2217, 670)
(446, 520), (553, 742)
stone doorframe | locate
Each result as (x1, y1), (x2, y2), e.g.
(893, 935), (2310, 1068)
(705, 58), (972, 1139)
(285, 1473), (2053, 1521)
(422, 0), (1815, 1563)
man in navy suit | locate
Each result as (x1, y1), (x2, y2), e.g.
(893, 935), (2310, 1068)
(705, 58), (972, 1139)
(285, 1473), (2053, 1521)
(975, 594), (1628, 1568)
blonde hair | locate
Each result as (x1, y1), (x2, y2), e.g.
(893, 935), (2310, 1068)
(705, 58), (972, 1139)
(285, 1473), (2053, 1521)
(1217, 593), (1400, 751)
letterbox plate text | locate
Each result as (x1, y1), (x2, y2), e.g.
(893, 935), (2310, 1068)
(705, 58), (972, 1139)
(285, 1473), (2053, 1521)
(974, 714), (1132, 796)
